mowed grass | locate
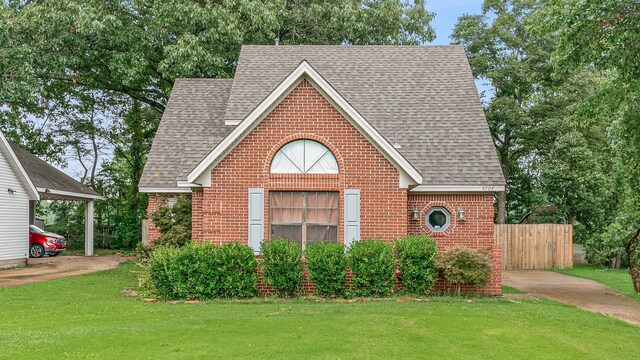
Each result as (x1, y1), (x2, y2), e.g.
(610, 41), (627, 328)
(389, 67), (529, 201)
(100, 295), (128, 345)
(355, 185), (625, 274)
(1, 263), (639, 360)
(551, 264), (640, 303)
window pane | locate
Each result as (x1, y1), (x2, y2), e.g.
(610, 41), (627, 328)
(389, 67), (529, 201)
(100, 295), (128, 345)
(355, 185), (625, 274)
(281, 140), (305, 172)
(282, 207), (302, 223)
(307, 152), (339, 174)
(327, 192), (339, 208)
(426, 207), (450, 232)
(429, 210), (447, 228)
(307, 225), (338, 243)
(271, 225), (302, 243)
(270, 151), (302, 173)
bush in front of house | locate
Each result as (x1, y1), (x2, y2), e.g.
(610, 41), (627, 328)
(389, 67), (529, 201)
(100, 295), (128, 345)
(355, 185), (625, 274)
(216, 242), (259, 298)
(148, 245), (177, 298)
(436, 247), (492, 295)
(148, 242), (258, 300)
(305, 242), (347, 297)
(260, 238), (304, 297)
(395, 235), (438, 295)
(347, 239), (396, 297)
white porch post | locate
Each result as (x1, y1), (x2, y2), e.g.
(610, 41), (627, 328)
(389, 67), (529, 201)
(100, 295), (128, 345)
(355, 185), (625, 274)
(85, 200), (94, 256)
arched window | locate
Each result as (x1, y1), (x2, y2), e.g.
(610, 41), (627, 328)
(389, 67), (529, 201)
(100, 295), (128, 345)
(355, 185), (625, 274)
(270, 139), (338, 174)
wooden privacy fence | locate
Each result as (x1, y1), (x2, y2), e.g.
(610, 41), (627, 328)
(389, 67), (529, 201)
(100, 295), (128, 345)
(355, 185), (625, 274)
(495, 224), (573, 270)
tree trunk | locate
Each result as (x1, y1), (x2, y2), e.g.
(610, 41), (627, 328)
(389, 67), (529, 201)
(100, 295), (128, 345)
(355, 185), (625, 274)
(497, 154), (509, 224)
(497, 191), (507, 224)
(627, 227), (640, 293)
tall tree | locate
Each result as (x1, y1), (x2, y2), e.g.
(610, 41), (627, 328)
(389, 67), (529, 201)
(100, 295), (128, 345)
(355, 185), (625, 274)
(451, 0), (554, 223)
(0, 0), (435, 115)
(531, 0), (640, 291)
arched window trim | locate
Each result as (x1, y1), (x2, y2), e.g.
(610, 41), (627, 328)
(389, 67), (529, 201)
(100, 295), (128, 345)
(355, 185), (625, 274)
(270, 139), (339, 174)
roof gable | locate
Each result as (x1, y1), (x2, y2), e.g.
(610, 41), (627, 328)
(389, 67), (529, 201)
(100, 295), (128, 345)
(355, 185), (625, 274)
(7, 141), (101, 200)
(224, 45), (505, 188)
(186, 60), (423, 186)
(0, 130), (39, 200)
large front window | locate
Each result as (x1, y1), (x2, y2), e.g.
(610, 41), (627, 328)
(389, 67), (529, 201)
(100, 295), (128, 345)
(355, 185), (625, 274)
(270, 191), (339, 249)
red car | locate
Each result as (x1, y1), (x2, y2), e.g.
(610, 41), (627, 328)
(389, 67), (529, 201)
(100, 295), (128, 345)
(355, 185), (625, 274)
(29, 225), (66, 258)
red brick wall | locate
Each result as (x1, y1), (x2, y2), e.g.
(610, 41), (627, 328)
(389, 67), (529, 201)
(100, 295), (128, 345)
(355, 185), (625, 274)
(408, 193), (501, 296)
(192, 80), (407, 244)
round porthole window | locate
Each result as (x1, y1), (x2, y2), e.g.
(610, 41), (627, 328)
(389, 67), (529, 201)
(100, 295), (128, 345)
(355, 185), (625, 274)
(426, 207), (451, 232)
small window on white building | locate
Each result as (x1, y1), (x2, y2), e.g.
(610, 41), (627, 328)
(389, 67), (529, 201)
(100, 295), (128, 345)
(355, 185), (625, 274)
(270, 140), (338, 174)
(426, 207), (450, 232)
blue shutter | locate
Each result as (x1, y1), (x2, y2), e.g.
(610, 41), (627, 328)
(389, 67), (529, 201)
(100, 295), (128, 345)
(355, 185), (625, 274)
(344, 189), (360, 248)
(248, 188), (264, 254)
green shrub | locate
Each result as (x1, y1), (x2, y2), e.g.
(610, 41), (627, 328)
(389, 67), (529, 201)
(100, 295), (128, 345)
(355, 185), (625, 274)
(166, 243), (219, 300)
(216, 242), (259, 298)
(395, 235), (438, 295)
(260, 238), (304, 297)
(148, 242), (258, 300)
(436, 247), (492, 295)
(149, 245), (179, 299)
(305, 242), (346, 297)
(347, 239), (395, 297)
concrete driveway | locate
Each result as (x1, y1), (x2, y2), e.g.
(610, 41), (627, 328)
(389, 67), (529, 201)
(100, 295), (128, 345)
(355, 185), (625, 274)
(504, 270), (640, 326)
(0, 255), (130, 287)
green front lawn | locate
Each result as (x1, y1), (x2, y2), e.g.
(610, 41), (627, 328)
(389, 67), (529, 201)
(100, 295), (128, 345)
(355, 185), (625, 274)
(551, 265), (640, 303)
(1, 263), (639, 359)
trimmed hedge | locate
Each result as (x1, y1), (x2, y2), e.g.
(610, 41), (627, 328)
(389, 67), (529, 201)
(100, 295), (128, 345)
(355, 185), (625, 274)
(148, 242), (257, 300)
(396, 235), (438, 295)
(305, 242), (346, 297)
(260, 238), (304, 297)
(347, 239), (396, 297)
(437, 247), (492, 295)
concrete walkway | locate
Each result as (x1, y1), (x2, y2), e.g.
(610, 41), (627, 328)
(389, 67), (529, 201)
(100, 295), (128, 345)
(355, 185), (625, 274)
(503, 270), (640, 326)
(0, 255), (129, 288)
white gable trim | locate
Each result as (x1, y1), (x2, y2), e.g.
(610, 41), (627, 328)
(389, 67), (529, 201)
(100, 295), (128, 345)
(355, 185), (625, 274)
(187, 60), (423, 185)
(0, 131), (39, 200)
(36, 187), (103, 200)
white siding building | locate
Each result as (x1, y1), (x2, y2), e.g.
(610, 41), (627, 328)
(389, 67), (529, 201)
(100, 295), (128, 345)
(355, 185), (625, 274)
(0, 131), (38, 268)
(0, 130), (101, 269)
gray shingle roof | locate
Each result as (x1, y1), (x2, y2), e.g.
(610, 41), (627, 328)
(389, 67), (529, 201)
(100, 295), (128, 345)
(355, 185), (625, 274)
(141, 45), (505, 188)
(139, 78), (233, 188)
(8, 141), (101, 198)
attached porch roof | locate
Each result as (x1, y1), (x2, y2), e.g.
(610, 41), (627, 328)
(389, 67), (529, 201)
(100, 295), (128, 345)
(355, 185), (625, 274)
(8, 141), (101, 201)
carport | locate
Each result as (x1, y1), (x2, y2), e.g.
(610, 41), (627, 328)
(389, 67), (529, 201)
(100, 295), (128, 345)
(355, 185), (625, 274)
(8, 142), (101, 256)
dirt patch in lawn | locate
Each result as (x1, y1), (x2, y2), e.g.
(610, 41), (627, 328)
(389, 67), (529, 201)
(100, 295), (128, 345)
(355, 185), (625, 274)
(0, 255), (130, 287)
(503, 270), (640, 326)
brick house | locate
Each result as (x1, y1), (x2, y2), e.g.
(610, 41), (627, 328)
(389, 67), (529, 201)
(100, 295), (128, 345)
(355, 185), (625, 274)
(140, 46), (506, 295)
